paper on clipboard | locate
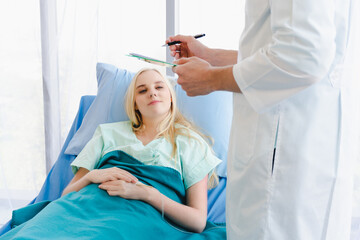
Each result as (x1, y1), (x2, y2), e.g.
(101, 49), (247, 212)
(127, 53), (177, 68)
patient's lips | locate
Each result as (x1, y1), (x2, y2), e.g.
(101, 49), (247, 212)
(148, 100), (161, 105)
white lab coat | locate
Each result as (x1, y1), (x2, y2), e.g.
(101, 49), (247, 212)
(227, 0), (360, 239)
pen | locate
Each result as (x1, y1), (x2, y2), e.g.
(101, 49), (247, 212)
(162, 33), (205, 47)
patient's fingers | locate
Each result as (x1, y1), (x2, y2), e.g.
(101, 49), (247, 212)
(105, 167), (136, 182)
(111, 167), (138, 182)
(99, 180), (147, 200)
(99, 175), (116, 183)
(99, 182), (115, 189)
(114, 173), (134, 183)
(99, 180), (126, 195)
(88, 168), (137, 184)
(100, 172), (135, 184)
(107, 191), (117, 196)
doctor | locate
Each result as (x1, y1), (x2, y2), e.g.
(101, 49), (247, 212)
(168, 0), (360, 239)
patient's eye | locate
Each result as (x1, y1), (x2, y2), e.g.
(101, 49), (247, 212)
(138, 89), (147, 94)
(156, 86), (163, 90)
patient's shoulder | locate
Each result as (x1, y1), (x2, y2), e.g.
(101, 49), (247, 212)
(175, 125), (205, 146)
(98, 121), (132, 133)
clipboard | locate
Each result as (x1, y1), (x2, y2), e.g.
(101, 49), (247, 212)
(127, 53), (177, 68)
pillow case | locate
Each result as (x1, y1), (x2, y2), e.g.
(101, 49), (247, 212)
(65, 63), (232, 177)
(64, 63), (134, 157)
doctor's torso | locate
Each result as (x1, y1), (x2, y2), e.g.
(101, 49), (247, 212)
(227, 0), (357, 239)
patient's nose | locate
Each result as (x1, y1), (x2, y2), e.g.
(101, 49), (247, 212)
(149, 89), (157, 98)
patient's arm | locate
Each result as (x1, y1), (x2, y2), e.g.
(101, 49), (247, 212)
(146, 175), (208, 233)
(61, 167), (138, 196)
(100, 175), (208, 233)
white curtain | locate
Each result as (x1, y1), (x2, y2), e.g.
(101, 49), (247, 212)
(0, 0), (44, 226)
(0, 0), (166, 226)
(40, 0), (62, 173)
(56, 0), (167, 139)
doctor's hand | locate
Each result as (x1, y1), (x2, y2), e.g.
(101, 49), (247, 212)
(86, 167), (138, 184)
(98, 180), (152, 200)
(173, 57), (219, 96)
(166, 34), (209, 60)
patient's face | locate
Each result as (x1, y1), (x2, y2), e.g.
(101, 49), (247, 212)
(134, 70), (172, 122)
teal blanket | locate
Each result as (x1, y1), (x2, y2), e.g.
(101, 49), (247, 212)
(1, 151), (226, 239)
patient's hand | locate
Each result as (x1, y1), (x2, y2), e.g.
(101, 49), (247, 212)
(87, 167), (138, 184)
(98, 180), (151, 200)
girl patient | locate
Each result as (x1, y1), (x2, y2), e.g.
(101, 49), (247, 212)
(0, 68), (226, 239)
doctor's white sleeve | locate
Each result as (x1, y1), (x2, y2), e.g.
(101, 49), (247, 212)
(233, 0), (337, 113)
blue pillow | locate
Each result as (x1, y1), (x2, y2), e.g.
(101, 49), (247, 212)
(65, 63), (232, 177)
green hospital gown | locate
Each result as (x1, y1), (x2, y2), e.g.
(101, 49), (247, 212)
(71, 121), (221, 189)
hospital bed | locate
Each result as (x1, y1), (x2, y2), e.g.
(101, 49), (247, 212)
(0, 63), (232, 237)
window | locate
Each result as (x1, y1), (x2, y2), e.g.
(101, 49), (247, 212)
(179, 0), (245, 50)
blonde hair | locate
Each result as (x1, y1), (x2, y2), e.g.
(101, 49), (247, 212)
(125, 68), (218, 189)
